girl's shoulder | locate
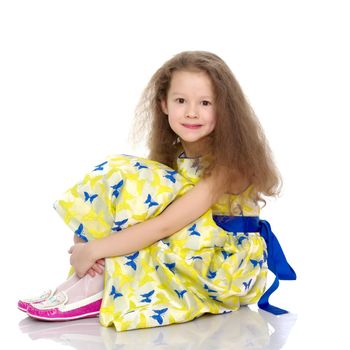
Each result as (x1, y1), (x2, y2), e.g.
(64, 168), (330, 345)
(208, 165), (260, 215)
(173, 146), (260, 216)
(225, 177), (252, 196)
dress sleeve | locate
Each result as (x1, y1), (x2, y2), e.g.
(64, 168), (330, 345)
(53, 154), (194, 242)
(53, 157), (117, 242)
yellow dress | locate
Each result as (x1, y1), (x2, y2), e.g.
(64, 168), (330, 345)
(53, 147), (268, 331)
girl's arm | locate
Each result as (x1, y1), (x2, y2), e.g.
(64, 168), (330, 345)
(89, 173), (225, 261)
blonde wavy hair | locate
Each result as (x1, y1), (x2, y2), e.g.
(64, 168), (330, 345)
(130, 50), (283, 208)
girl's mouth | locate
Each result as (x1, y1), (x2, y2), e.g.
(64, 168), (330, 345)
(183, 124), (202, 129)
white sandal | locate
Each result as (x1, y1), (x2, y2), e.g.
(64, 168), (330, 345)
(17, 289), (55, 312)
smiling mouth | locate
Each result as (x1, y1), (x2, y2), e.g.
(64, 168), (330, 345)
(183, 124), (202, 129)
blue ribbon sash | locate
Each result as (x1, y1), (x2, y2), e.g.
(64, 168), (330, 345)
(212, 215), (296, 315)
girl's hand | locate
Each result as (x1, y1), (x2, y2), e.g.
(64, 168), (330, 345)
(68, 243), (96, 278)
(73, 234), (86, 244)
(87, 259), (105, 277)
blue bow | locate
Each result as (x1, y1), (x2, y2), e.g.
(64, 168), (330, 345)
(213, 215), (296, 315)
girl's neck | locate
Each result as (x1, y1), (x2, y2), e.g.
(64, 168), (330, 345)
(180, 139), (212, 158)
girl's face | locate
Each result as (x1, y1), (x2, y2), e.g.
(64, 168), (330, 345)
(161, 70), (217, 157)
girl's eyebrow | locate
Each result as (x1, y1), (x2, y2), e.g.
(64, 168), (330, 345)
(170, 92), (213, 99)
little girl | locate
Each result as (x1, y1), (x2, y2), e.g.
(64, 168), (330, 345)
(18, 51), (296, 332)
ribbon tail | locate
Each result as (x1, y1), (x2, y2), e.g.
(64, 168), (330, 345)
(260, 220), (297, 281)
(258, 219), (297, 315)
(258, 275), (289, 315)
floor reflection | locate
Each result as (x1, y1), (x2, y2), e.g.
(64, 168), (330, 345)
(18, 307), (297, 350)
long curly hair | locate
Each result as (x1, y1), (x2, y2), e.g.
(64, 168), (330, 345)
(130, 50), (283, 208)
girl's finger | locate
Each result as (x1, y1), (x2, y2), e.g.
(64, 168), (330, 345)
(91, 264), (99, 272)
(92, 264), (103, 274)
(88, 267), (96, 276)
(96, 262), (105, 269)
(96, 265), (103, 274)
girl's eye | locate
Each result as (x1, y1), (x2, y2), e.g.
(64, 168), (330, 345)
(202, 100), (211, 106)
(176, 98), (185, 103)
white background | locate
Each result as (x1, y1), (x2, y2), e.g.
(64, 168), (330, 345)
(1, 1), (349, 349)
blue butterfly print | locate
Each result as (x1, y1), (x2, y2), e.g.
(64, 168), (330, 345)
(193, 292), (205, 303)
(145, 194), (159, 208)
(110, 285), (123, 300)
(164, 170), (177, 183)
(222, 310), (233, 314)
(112, 218), (128, 232)
(75, 223), (88, 242)
(125, 310), (136, 315)
(221, 250), (233, 260)
(238, 259), (244, 268)
(209, 295), (223, 303)
(93, 161), (108, 171)
(237, 236), (247, 245)
(151, 308), (168, 325)
(204, 284), (217, 293)
(134, 161), (148, 170)
(263, 250), (268, 262)
(207, 270), (217, 279)
(250, 259), (263, 268)
(175, 289), (187, 299)
(125, 251), (139, 271)
(83, 191), (98, 203)
(243, 279), (252, 291)
(161, 240), (170, 247)
(189, 224), (200, 236)
(190, 159), (201, 174)
(111, 179), (124, 199)
(155, 265), (159, 270)
(190, 255), (203, 261)
(164, 262), (176, 274)
(140, 290), (155, 303)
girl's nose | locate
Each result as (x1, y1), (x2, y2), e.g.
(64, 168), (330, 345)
(186, 104), (198, 118)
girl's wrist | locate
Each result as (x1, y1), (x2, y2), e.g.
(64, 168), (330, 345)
(89, 240), (102, 261)
(73, 234), (85, 244)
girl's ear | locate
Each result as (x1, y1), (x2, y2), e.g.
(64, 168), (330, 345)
(160, 99), (168, 115)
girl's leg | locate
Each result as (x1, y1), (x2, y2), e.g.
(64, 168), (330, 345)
(63, 272), (104, 303)
(54, 273), (80, 293)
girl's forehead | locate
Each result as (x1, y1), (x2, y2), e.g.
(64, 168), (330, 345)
(169, 70), (214, 94)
